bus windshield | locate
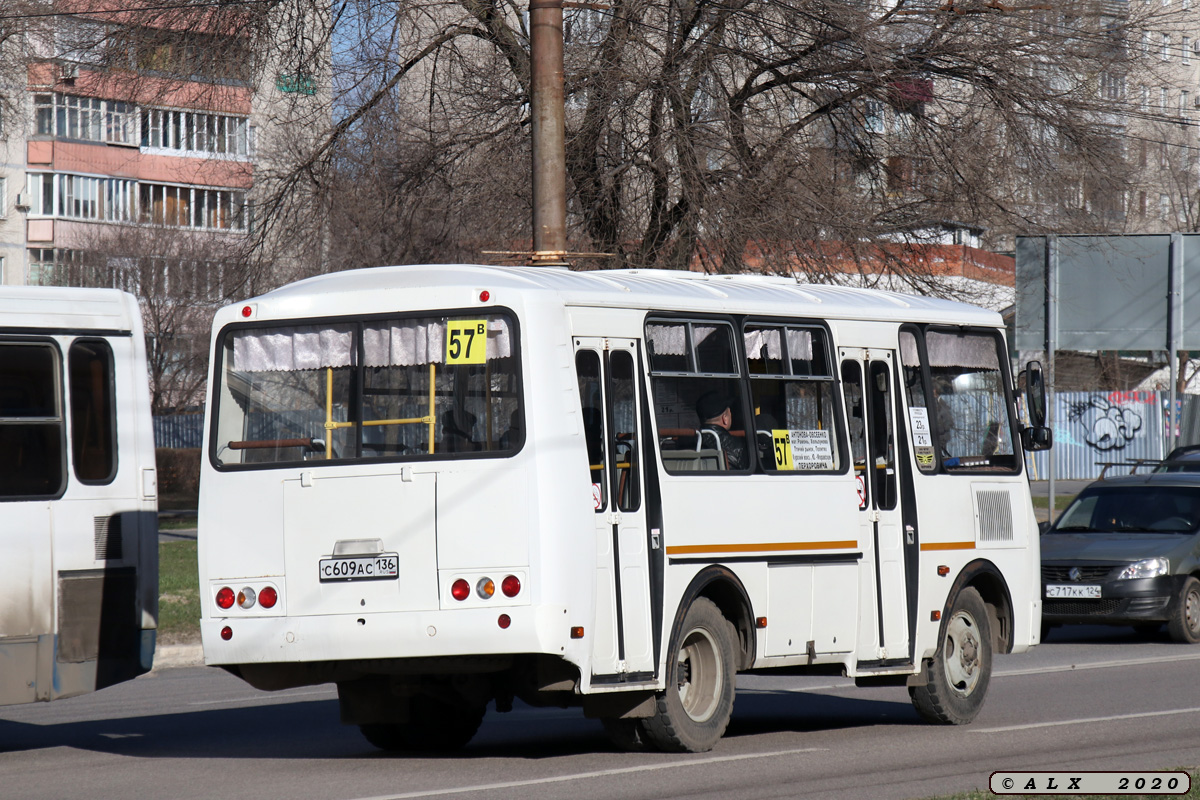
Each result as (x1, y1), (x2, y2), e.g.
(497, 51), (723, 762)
(212, 311), (522, 466)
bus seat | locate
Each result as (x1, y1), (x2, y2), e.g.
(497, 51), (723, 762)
(662, 449), (722, 471)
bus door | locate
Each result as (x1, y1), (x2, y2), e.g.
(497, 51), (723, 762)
(840, 348), (910, 662)
(574, 339), (655, 680)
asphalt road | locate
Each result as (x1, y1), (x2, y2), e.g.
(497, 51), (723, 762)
(3, 625), (1200, 800)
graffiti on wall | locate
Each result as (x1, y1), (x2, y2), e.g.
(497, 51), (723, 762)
(1067, 395), (1144, 452)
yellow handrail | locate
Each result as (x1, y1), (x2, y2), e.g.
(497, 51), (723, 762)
(323, 362), (441, 459)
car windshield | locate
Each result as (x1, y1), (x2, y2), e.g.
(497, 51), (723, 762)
(1051, 485), (1200, 534)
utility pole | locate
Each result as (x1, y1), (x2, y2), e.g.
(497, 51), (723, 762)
(528, 0), (568, 266)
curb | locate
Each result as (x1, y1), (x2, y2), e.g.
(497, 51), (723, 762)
(152, 643), (205, 670)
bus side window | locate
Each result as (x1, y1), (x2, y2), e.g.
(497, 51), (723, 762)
(0, 342), (65, 498)
(609, 350), (639, 511)
(575, 350), (606, 511)
(646, 319), (748, 474)
(69, 339), (117, 484)
(746, 324), (841, 473)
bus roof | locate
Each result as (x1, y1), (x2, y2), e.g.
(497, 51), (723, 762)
(0, 286), (140, 333)
(226, 264), (1003, 327)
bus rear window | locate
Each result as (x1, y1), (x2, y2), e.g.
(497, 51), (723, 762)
(213, 313), (521, 467)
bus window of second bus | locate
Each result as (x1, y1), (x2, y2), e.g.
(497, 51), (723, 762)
(69, 339), (117, 484)
(0, 342), (64, 498)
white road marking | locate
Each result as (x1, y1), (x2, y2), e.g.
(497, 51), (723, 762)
(972, 706), (1200, 734)
(187, 687), (336, 706)
(995, 651), (1200, 677)
(346, 747), (828, 800)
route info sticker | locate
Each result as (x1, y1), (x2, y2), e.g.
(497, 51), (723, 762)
(771, 429), (834, 470)
(908, 406), (936, 468)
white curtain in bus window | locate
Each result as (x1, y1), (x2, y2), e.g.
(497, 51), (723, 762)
(362, 318), (511, 366)
(0, 343), (64, 497)
(923, 331), (1016, 471)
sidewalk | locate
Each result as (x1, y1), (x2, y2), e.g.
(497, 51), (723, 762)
(152, 643), (204, 670)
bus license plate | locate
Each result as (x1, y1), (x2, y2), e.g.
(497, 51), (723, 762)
(1045, 584), (1101, 599)
(319, 554), (400, 582)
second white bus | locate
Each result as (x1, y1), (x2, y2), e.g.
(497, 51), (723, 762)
(0, 287), (158, 706)
(199, 265), (1049, 752)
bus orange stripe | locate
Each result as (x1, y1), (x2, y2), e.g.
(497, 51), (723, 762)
(665, 541), (858, 556)
(920, 541), (976, 551)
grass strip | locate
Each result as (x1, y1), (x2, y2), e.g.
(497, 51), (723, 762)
(158, 540), (201, 644)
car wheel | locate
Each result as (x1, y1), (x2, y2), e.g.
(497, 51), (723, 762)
(910, 587), (992, 725)
(1168, 576), (1200, 644)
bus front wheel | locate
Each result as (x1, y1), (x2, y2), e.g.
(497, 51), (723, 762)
(641, 597), (737, 753)
(909, 586), (992, 725)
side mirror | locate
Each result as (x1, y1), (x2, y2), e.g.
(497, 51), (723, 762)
(1024, 361), (1047, 428)
(1021, 425), (1053, 452)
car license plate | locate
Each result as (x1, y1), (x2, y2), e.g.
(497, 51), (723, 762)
(1045, 584), (1101, 599)
(319, 553), (400, 582)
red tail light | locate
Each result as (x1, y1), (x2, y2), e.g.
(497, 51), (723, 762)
(216, 586), (235, 610)
(451, 579), (471, 601)
(221, 626), (233, 640)
(501, 575), (521, 597)
(498, 614), (511, 629)
(259, 586), (278, 608)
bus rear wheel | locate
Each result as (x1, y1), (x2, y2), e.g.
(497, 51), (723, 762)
(359, 696), (487, 752)
(641, 597), (736, 753)
(909, 587), (992, 725)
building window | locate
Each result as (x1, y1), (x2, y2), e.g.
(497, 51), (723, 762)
(1163, 33), (1171, 61)
(140, 108), (250, 157)
(138, 183), (247, 230)
(1162, 87), (1170, 111)
(0, 176), (6, 219)
(1141, 85), (1150, 111)
(1185, 36), (1192, 64)
(34, 93), (137, 145)
(1100, 72), (1126, 101)
(1182, 90), (1190, 115)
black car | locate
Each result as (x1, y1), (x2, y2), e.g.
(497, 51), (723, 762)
(1041, 473), (1200, 643)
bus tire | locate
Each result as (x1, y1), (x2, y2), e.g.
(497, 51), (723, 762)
(1168, 576), (1200, 644)
(909, 587), (991, 725)
(641, 597), (736, 753)
(359, 696), (486, 751)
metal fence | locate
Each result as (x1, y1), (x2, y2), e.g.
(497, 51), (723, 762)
(154, 413), (204, 449)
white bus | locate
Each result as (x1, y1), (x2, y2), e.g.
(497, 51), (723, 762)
(199, 265), (1049, 752)
(0, 287), (158, 706)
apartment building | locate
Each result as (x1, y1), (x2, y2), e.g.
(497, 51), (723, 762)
(0, 2), (325, 292)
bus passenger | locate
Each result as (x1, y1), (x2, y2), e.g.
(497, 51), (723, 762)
(696, 391), (747, 470)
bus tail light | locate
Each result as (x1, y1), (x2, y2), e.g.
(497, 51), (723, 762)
(498, 614), (511, 629)
(501, 575), (521, 597)
(221, 626), (233, 640)
(216, 586), (235, 610)
(451, 579), (471, 601)
(238, 587), (257, 609)
(477, 578), (495, 599)
(259, 586), (278, 609)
